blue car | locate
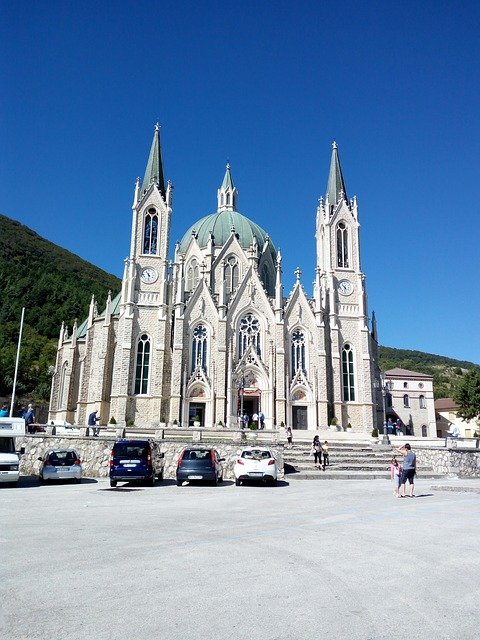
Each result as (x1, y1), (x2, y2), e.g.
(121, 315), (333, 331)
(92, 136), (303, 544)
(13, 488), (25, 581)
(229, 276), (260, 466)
(109, 439), (164, 488)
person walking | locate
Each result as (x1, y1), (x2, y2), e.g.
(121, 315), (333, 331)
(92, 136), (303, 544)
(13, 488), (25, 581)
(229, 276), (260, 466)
(243, 413), (250, 429)
(286, 425), (293, 449)
(322, 441), (330, 470)
(88, 410), (100, 436)
(396, 443), (416, 497)
(312, 435), (322, 468)
(0, 404), (8, 417)
(390, 456), (403, 497)
(24, 403), (36, 432)
(258, 411), (265, 429)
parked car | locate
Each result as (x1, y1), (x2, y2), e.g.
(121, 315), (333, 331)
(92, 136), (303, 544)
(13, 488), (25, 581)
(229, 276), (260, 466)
(28, 423), (46, 434)
(38, 449), (83, 483)
(109, 439), (164, 488)
(176, 448), (224, 486)
(233, 447), (278, 485)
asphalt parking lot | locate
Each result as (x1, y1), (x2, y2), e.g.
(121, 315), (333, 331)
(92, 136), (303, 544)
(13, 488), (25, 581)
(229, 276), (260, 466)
(1, 476), (479, 640)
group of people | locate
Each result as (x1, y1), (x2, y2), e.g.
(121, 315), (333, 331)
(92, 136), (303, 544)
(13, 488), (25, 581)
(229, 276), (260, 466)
(310, 435), (330, 470)
(390, 443), (417, 497)
(240, 411), (265, 429)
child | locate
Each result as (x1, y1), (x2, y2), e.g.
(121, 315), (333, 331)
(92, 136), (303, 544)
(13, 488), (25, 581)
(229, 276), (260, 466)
(390, 456), (402, 497)
(322, 441), (330, 470)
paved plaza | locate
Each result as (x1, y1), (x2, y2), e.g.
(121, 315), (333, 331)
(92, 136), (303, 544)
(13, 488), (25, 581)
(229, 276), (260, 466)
(1, 476), (479, 640)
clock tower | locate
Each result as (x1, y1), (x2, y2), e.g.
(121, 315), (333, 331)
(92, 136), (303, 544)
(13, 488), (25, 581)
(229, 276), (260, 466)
(315, 142), (378, 429)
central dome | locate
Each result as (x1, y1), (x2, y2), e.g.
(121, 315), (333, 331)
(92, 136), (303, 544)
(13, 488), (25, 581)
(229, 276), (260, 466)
(179, 209), (275, 254)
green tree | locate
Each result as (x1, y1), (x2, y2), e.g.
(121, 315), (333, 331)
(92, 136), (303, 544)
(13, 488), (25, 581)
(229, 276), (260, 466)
(453, 370), (480, 421)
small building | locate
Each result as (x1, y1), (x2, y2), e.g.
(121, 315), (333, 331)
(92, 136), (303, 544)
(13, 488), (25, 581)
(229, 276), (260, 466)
(384, 368), (436, 437)
(435, 398), (479, 438)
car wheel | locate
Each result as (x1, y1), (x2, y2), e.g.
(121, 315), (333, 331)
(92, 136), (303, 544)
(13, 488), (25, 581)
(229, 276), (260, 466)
(235, 478), (241, 486)
(211, 476), (218, 487)
(110, 479), (117, 488)
(148, 475), (155, 486)
(218, 475), (223, 484)
(158, 469), (164, 482)
(74, 478), (81, 484)
(39, 475), (44, 484)
(176, 479), (183, 487)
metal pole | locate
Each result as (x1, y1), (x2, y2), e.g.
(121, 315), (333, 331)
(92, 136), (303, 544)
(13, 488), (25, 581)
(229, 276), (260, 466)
(10, 307), (25, 417)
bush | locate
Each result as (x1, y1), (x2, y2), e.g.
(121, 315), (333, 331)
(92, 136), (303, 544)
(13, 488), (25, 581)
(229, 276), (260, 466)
(109, 416), (117, 425)
(371, 428), (379, 438)
(347, 422), (352, 429)
(173, 419), (178, 425)
(126, 419), (135, 427)
(249, 421), (258, 430)
(330, 416), (338, 426)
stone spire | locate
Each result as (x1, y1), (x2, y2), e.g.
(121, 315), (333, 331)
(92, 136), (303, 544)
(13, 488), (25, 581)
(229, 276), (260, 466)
(217, 163), (238, 211)
(326, 141), (348, 205)
(142, 123), (166, 197)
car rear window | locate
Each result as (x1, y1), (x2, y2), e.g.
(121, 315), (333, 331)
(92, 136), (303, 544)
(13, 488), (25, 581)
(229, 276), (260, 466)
(47, 451), (77, 465)
(113, 444), (149, 458)
(241, 449), (272, 459)
(182, 449), (213, 464)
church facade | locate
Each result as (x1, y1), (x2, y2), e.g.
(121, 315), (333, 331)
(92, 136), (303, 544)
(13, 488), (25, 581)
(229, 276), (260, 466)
(48, 126), (383, 431)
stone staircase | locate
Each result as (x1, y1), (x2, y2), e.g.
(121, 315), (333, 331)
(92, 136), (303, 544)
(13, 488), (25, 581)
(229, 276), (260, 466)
(283, 440), (442, 480)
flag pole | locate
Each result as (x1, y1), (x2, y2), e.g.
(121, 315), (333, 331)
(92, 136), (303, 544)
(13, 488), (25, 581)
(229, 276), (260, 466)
(9, 307), (25, 418)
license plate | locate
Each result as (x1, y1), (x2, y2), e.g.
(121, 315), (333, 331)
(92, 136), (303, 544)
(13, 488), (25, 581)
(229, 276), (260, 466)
(123, 464), (137, 468)
(188, 475), (203, 480)
(249, 472), (263, 477)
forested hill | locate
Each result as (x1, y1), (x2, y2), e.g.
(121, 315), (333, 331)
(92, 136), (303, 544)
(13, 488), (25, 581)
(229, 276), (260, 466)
(0, 213), (121, 401)
(378, 345), (480, 400)
(0, 213), (478, 403)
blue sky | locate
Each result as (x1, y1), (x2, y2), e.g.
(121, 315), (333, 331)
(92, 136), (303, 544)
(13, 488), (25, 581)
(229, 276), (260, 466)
(2, 0), (479, 363)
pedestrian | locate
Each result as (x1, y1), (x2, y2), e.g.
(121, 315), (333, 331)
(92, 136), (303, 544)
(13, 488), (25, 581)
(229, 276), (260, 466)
(88, 410), (100, 436)
(286, 425), (293, 449)
(322, 441), (330, 470)
(24, 403), (36, 432)
(312, 435), (322, 468)
(258, 410), (265, 429)
(396, 443), (416, 497)
(252, 412), (258, 427)
(387, 418), (394, 434)
(0, 404), (8, 417)
(390, 456), (403, 497)
(243, 413), (250, 429)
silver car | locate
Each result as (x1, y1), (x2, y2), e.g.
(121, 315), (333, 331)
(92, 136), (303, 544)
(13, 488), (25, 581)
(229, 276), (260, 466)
(39, 449), (83, 483)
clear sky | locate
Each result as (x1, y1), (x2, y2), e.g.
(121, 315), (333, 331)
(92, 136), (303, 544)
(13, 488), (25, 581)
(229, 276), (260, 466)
(2, 0), (479, 364)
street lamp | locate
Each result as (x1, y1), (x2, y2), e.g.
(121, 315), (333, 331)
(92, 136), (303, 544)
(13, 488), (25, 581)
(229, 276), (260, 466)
(381, 374), (391, 445)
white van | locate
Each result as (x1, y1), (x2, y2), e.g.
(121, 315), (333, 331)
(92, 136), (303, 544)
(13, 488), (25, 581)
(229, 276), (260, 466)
(0, 418), (26, 486)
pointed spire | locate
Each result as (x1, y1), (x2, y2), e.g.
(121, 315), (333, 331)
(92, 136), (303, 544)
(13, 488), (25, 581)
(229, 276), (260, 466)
(326, 141), (348, 205)
(142, 123), (166, 197)
(217, 163), (238, 211)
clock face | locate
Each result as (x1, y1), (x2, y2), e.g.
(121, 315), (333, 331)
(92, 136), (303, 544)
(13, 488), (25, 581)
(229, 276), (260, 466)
(338, 279), (353, 296)
(140, 267), (158, 284)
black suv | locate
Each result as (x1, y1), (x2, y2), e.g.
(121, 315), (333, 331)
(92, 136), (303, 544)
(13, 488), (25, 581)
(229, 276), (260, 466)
(176, 448), (224, 486)
(109, 439), (165, 488)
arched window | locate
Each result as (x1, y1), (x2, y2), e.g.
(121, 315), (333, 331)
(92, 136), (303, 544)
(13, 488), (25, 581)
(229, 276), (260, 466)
(143, 208), (158, 254)
(336, 221), (349, 268)
(291, 329), (306, 376)
(59, 361), (68, 409)
(403, 394), (410, 407)
(226, 193), (230, 205)
(341, 343), (355, 401)
(419, 395), (426, 409)
(225, 256), (239, 295)
(186, 258), (200, 292)
(403, 382), (408, 389)
(239, 313), (261, 357)
(191, 324), (208, 373)
(134, 334), (151, 394)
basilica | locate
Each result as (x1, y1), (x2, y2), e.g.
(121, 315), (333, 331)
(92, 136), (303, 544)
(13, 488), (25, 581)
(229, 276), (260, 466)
(48, 126), (383, 431)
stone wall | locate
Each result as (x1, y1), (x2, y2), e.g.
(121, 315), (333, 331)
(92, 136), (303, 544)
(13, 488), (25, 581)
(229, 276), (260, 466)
(17, 434), (285, 480)
(416, 446), (480, 478)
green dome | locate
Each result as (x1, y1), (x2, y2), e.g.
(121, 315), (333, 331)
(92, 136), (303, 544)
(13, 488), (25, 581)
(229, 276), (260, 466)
(179, 210), (276, 255)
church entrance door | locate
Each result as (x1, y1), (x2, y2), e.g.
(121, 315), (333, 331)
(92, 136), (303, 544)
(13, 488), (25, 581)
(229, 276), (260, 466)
(292, 406), (308, 429)
(189, 403), (205, 426)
